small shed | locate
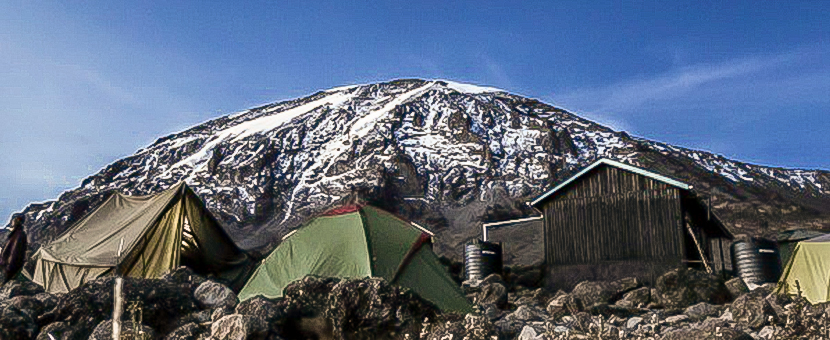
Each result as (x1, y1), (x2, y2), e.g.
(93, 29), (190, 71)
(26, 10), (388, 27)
(530, 159), (733, 290)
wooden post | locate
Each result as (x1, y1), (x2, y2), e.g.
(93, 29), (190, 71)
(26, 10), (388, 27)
(113, 277), (123, 340)
(685, 223), (712, 274)
(113, 238), (124, 340)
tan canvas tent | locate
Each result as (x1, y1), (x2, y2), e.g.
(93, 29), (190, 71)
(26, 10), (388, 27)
(776, 233), (830, 303)
(32, 183), (253, 293)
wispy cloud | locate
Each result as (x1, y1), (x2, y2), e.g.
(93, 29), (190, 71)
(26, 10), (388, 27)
(550, 45), (830, 130)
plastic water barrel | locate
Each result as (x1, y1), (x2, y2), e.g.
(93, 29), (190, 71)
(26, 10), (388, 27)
(731, 238), (782, 284)
(464, 240), (503, 281)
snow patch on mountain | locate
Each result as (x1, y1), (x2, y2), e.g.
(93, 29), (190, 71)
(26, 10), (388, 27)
(440, 80), (504, 94)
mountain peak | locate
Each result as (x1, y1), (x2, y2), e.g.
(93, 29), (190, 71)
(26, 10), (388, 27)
(11, 79), (830, 263)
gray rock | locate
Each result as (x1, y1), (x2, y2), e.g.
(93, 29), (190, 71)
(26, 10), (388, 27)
(711, 328), (754, 340)
(6, 295), (45, 318)
(684, 302), (721, 321)
(161, 266), (208, 289)
(210, 314), (268, 340)
(731, 293), (769, 329)
(88, 319), (156, 340)
(163, 322), (208, 340)
(0, 280), (44, 300)
(212, 307), (233, 322)
(655, 268), (730, 308)
(495, 305), (545, 336)
(235, 296), (284, 324)
(626, 316), (643, 329)
(660, 328), (706, 340)
(757, 325), (774, 339)
(36, 321), (72, 340)
(0, 304), (38, 339)
(194, 281), (238, 310)
(482, 304), (505, 321)
(546, 291), (578, 318)
(663, 314), (689, 325)
(518, 325), (542, 340)
(570, 277), (639, 307)
(474, 280), (507, 308)
(616, 287), (651, 308)
(720, 308), (734, 321)
(725, 277), (749, 298)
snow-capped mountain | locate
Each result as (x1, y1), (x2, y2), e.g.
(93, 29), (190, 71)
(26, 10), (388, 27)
(10, 79), (830, 261)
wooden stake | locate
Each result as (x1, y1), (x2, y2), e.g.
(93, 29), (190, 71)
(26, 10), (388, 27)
(113, 238), (124, 340)
(113, 277), (123, 340)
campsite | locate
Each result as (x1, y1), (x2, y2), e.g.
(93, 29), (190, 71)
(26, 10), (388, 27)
(1, 158), (830, 340)
(2, 3), (830, 338)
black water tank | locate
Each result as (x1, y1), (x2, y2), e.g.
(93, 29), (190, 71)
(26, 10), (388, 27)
(731, 238), (782, 284)
(464, 240), (503, 281)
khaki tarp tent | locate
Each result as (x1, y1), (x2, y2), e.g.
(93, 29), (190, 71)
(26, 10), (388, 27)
(778, 229), (828, 269)
(238, 205), (473, 313)
(32, 183), (253, 293)
(777, 233), (830, 303)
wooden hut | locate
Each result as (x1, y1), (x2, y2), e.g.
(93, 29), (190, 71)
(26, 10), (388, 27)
(530, 159), (733, 289)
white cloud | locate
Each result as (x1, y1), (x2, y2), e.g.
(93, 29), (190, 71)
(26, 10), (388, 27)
(550, 45), (830, 131)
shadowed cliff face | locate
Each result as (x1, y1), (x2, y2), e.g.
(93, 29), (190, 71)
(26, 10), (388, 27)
(7, 79), (830, 264)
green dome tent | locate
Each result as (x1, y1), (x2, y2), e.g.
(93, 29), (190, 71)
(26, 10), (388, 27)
(777, 233), (830, 303)
(238, 205), (472, 313)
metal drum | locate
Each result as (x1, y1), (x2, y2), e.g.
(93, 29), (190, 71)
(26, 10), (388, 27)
(464, 240), (503, 281)
(731, 238), (782, 284)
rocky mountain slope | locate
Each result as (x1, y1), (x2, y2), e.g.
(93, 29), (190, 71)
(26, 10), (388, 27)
(8, 79), (830, 262)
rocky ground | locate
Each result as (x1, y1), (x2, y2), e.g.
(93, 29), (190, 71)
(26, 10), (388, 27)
(0, 266), (826, 339)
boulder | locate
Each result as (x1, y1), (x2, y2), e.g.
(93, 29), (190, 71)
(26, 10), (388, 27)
(615, 287), (651, 308)
(194, 281), (238, 310)
(655, 268), (730, 308)
(210, 314), (268, 340)
(212, 307), (233, 322)
(662, 314), (689, 325)
(495, 305), (546, 336)
(6, 295), (46, 318)
(279, 276), (438, 339)
(509, 288), (548, 308)
(171, 310), (212, 330)
(518, 325), (543, 340)
(684, 302), (721, 321)
(626, 316), (643, 329)
(162, 322), (207, 340)
(660, 328), (706, 340)
(44, 277), (199, 339)
(36, 321), (72, 340)
(709, 328), (754, 340)
(419, 315), (467, 340)
(731, 293), (769, 329)
(546, 290), (579, 318)
(482, 304), (505, 321)
(235, 295), (286, 324)
(89, 319), (156, 340)
(474, 280), (507, 308)
(724, 277), (749, 298)
(321, 277), (439, 339)
(571, 277), (640, 307)
(0, 280), (45, 300)
(0, 304), (38, 340)
(161, 266), (207, 290)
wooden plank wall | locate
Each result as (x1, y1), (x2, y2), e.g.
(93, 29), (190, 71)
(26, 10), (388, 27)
(542, 165), (684, 265)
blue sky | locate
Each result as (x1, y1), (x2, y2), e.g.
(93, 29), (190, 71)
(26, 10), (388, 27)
(1, 1), (828, 221)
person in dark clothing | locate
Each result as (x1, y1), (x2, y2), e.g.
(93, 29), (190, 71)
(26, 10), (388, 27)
(0, 214), (27, 285)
